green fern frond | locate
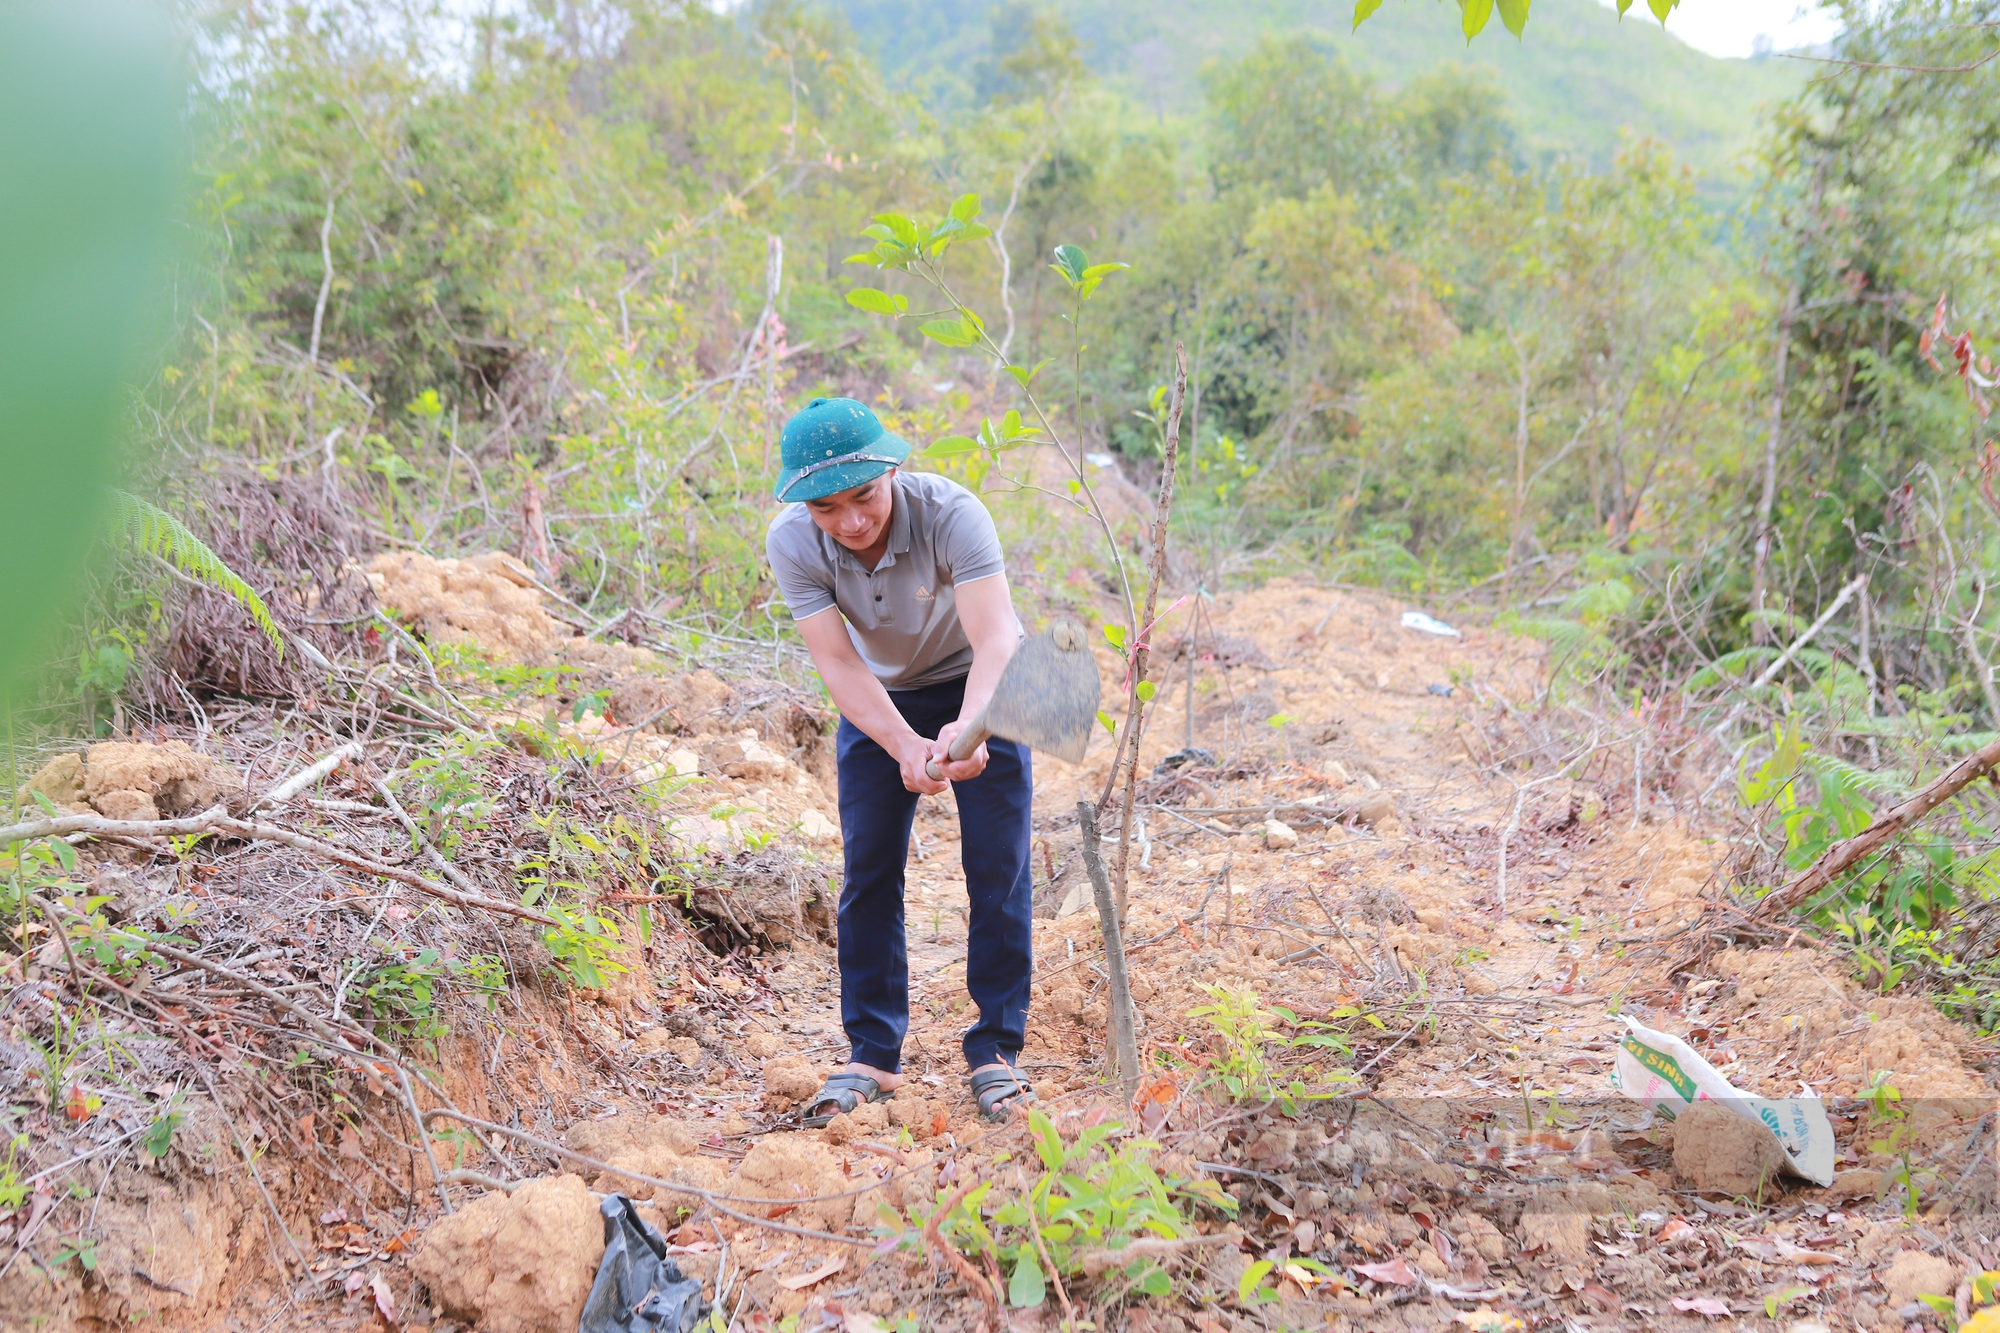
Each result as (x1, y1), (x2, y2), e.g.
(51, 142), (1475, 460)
(110, 490), (285, 657)
(1561, 577), (1633, 626)
(1503, 612), (1627, 689)
(1507, 616), (1600, 659)
(1745, 606), (1806, 640)
(1798, 750), (1910, 801)
(1685, 645), (1776, 690)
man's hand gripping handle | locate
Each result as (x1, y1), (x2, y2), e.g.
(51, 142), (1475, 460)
(925, 716), (990, 782)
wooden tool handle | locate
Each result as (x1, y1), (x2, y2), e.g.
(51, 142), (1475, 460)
(924, 715), (990, 781)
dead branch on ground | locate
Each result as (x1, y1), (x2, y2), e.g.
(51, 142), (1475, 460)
(1752, 730), (2000, 918)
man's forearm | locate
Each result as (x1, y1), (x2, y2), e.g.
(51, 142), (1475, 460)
(949, 574), (1019, 736)
(958, 631), (1012, 728)
(819, 654), (920, 755)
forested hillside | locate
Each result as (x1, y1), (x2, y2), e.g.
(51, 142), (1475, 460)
(8, 2), (2000, 1330)
(833, 0), (1806, 177)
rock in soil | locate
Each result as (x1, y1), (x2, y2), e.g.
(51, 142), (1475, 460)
(1672, 1101), (1789, 1195)
(411, 1174), (603, 1333)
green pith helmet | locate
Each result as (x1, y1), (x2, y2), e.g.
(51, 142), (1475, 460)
(773, 397), (912, 503)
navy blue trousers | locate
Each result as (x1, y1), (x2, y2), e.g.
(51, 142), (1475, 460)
(835, 675), (1034, 1074)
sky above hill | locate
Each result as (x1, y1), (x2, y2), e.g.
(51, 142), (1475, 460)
(1611, 0), (1842, 59)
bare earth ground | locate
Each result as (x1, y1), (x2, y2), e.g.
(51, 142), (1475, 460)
(6, 575), (1999, 1333)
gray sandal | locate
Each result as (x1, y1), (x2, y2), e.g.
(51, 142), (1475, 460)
(970, 1065), (1037, 1124)
(803, 1071), (893, 1128)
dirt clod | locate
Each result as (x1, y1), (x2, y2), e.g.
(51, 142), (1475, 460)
(563, 1113), (697, 1162)
(17, 752), (87, 812)
(1517, 1207), (1589, 1264)
(1880, 1250), (1958, 1305)
(1672, 1101), (1789, 1195)
(410, 1175), (603, 1333)
(1828, 1168), (1885, 1202)
(725, 1136), (849, 1230)
(22, 740), (239, 820)
(762, 1054), (822, 1108)
(365, 550), (560, 661)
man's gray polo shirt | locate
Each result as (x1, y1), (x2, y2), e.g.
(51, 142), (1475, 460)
(766, 471), (1008, 690)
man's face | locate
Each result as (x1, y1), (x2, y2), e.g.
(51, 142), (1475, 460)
(803, 469), (896, 551)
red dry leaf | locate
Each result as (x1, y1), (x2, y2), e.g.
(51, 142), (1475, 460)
(64, 1086), (98, 1122)
(929, 1111), (951, 1138)
(1655, 1216), (1698, 1245)
(1136, 1077), (1178, 1131)
(1429, 1226), (1456, 1266)
(1355, 1257), (1421, 1287)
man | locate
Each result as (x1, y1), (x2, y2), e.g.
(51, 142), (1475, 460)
(764, 396), (1038, 1125)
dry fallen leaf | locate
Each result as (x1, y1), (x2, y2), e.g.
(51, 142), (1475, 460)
(1781, 1241), (1840, 1266)
(1656, 1216), (1698, 1245)
(370, 1271), (397, 1325)
(1671, 1296), (1732, 1318)
(1355, 1257), (1421, 1286)
(1738, 1235), (1841, 1266)
(778, 1255), (847, 1291)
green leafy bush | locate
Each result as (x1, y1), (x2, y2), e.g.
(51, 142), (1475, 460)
(1188, 985), (1370, 1113)
(917, 1109), (1234, 1309)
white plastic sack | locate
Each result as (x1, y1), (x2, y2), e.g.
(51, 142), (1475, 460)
(1400, 610), (1460, 637)
(1609, 1016), (1836, 1186)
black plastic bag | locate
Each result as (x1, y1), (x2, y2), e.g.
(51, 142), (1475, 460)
(577, 1194), (708, 1333)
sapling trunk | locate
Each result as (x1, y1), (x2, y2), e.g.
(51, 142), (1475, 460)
(1078, 800), (1140, 1099)
(1110, 343), (1186, 921)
